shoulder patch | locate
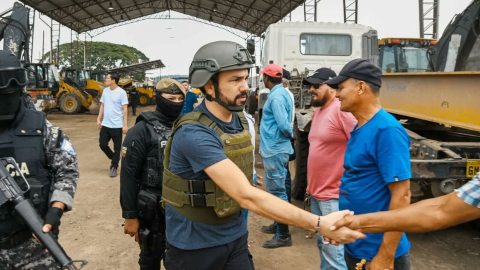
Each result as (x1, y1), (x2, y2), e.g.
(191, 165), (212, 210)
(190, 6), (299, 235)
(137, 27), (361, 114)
(61, 139), (77, 156)
(121, 146), (127, 158)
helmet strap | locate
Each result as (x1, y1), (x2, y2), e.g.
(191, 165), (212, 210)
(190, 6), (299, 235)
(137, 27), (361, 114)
(204, 81), (244, 112)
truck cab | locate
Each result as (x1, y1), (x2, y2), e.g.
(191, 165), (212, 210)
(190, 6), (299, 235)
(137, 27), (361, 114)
(258, 22), (378, 116)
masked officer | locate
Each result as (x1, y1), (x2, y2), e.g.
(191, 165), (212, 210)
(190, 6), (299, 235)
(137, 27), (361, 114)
(161, 41), (366, 270)
(0, 51), (79, 269)
(129, 86), (139, 116)
(120, 78), (186, 270)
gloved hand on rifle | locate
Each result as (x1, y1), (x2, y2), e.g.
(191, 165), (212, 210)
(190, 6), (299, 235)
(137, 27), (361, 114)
(43, 206), (64, 237)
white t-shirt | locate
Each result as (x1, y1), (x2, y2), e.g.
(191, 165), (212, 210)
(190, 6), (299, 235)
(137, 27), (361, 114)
(244, 110), (257, 176)
(100, 86), (129, 128)
(285, 88), (295, 127)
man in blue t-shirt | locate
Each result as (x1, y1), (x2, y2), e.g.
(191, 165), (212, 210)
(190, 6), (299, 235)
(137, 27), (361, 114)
(325, 59), (412, 270)
(181, 81), (198, 114)
(162, 41), (366, 270)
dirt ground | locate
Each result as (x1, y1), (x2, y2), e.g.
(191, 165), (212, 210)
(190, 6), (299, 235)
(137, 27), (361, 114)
(47, 106), (480, 270)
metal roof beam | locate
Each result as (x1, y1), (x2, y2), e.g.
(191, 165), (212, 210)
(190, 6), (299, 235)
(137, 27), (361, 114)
(172, 1), (256, 34)
(75, 0), (167, 32)
(113, 0), (132, 21)
(70, 0), (106, 27)
(132, 0), (145, 17)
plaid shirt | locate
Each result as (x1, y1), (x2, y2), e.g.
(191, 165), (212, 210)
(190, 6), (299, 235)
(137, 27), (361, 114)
(456, 173), (480, 208)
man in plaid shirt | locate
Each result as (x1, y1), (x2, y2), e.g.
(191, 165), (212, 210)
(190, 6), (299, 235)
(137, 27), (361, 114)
(329, 173), (480, 234)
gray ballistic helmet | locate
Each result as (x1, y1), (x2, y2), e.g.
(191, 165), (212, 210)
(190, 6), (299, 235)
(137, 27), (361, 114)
(189, 41), (254, 111)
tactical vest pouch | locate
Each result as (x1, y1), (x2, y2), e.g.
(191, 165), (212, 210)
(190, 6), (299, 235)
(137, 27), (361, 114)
(137, 190), (158, 225)
(29, 184), (48, 217)
(146, 157), (160, 186)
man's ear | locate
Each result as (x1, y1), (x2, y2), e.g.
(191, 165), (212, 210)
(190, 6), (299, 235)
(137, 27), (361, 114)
(204, 80), (215, 97)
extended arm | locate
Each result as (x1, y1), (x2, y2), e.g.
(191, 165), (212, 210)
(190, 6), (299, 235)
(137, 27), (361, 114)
(333, 191), (480, 233)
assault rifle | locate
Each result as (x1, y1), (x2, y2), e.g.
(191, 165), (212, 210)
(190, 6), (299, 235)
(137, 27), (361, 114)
(0, 157), (88, 270)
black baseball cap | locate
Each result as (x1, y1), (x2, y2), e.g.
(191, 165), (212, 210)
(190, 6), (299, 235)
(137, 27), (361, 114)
(324, 59), (382, 89)
(302, 68), (337, 85)
(282, 69), (291, 80)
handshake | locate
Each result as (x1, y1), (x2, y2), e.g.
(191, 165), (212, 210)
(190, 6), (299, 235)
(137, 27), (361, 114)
(318, 210), (365, 245)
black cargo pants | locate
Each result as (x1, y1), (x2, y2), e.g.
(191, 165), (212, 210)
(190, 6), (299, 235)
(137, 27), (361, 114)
(164, 233), (254, 270)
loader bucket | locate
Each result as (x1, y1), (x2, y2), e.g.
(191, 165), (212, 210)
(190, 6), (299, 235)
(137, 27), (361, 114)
(88, 97), (100, 115)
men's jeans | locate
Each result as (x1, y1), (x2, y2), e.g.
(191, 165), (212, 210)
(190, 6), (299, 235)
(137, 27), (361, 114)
(99, 126), (123, 168)
(345, 251), (411, 270)
(310, 198), (347, 270)
(263, 153), (289, 202)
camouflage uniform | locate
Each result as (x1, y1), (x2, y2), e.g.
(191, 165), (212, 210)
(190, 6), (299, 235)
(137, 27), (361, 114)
(0, 118), (79, 270)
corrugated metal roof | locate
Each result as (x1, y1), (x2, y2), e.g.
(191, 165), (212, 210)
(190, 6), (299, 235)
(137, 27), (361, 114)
(107, 59), (164, 74)
(20, 0), (303, 36)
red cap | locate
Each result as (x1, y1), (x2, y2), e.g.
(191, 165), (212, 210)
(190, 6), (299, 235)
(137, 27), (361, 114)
(259, 64), (283, 78)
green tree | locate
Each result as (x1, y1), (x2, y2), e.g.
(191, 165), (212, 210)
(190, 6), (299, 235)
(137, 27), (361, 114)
(43, 41), (149, 80)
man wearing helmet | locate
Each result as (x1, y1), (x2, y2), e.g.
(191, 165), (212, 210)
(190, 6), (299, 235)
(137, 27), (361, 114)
(0, 50), (79, 268)
(120, 78), (186, 270)
(162, 41), (365, 270)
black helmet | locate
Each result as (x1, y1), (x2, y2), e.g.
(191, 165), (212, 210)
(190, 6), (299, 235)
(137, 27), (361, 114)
(0, 50), (27, 121)
(189, 41), (254, 111)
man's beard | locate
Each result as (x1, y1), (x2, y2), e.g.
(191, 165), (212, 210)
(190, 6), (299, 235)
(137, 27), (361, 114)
(218, 87), (248, 107)
(310, 94), (327, 107)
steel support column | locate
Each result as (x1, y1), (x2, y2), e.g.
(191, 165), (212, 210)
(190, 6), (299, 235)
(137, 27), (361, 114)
(419, 0), (440, 39)
(343, 0), (358, 23)
(304, 0), (321, 21)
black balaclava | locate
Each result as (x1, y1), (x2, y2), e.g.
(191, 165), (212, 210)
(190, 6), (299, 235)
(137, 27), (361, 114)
(155, 94), (184, 127)
(0, 90), (22, 122)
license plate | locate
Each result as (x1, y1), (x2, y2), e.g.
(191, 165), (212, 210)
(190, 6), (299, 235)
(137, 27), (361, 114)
(466, 160), (480, 177)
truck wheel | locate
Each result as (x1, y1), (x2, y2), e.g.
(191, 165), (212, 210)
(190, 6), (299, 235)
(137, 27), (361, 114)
(86, 89), (98, 98)
(59, 93), (82, 114)
(291, 121), (309, 200)
(139, 93), (149, 106)
(247, 94), (258, 115)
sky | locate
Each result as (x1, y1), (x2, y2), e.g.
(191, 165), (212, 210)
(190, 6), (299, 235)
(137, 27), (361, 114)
(0, 0), (473, 76)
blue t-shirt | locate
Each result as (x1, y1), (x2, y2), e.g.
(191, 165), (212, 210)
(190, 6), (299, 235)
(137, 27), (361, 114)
(100, 86), (128, 128)
(181, 91), (198, 114)
(340, 108), (411, 260)
(165, 102), (247, 250)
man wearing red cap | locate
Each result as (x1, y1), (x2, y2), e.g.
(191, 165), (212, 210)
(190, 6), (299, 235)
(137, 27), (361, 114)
(259, 64), (295, 249)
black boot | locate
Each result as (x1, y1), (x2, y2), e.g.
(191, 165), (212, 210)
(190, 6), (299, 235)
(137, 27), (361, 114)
(261, 222), (277, 234)
(262, 223), (292, 249)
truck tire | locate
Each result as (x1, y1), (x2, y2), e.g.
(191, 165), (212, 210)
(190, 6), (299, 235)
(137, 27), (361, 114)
(291, 121), (309, 200)
(247, 94), (258, 115)
(139, 93), (149, 106)
(86, 89), (98, 98)
(59, 93), (82, 114)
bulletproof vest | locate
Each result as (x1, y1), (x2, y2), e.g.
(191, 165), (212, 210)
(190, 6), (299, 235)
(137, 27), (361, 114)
(162, 111), (254, 225)
(136, 112), (171, 194)
(0, 109), (50, 235)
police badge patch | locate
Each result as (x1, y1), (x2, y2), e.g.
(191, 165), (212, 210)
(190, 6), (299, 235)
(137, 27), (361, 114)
(121, 146), (127, 158)
(170, 83), (181, 94)
(61, 139), (77, 156)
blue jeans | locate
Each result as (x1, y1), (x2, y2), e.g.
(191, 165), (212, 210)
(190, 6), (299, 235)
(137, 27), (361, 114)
(263, 154), (289, 202)
(310, 198), (347, 270)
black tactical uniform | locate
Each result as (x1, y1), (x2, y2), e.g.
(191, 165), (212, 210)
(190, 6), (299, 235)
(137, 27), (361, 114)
(120, 78), (185, 270)
(0, 51), (79, 269)
(129, 86), (139, 116)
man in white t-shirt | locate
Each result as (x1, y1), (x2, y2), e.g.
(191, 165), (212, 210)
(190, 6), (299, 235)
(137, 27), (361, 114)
(96, 73), (129, 177)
